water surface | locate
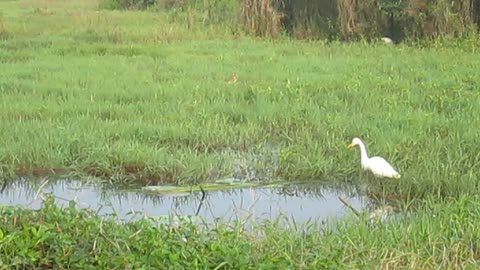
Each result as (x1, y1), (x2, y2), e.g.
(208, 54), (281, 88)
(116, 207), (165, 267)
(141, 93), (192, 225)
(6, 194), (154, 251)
(0, 179), (366, 225)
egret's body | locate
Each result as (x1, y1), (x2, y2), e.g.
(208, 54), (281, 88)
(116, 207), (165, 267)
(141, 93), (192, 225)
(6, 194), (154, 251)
(348, 137), (401, 179)
(381, 37), (393, 44)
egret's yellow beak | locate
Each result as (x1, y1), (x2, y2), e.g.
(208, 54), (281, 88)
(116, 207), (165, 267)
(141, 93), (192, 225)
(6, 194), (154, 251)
(347, 143), (355, 149)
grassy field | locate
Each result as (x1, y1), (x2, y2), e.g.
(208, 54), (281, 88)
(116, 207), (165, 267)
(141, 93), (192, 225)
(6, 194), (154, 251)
(1, 1), (480, 201)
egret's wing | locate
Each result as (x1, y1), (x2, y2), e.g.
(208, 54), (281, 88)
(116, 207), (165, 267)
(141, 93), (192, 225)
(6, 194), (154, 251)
(369, 156), (399, 175)
(370, 156), (394, 168)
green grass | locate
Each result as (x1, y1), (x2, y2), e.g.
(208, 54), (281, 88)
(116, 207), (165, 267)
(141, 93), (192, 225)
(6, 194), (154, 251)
(1, 194), (480, 269)
(0, 0), (480, 201)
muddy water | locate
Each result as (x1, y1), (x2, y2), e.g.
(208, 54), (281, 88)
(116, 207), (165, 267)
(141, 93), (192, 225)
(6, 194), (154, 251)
(0, 179), (367, 225)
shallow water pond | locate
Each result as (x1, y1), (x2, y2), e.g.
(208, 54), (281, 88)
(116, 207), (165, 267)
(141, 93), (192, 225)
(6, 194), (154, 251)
(0, 179), (367, 225)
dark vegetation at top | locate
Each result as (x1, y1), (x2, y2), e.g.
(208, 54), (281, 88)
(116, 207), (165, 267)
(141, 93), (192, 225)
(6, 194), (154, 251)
(101, 0), (480, 42)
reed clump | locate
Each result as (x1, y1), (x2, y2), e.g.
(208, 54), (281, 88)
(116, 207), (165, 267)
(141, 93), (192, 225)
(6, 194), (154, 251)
(239, 0), (284, 37)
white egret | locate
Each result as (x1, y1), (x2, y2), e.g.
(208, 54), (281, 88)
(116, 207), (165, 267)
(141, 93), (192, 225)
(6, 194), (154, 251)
(348, 137), (401, 179)
(381, 37), (393, 44)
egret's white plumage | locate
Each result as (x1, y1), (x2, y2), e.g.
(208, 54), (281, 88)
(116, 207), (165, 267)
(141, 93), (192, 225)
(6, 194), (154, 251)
(381, 37), (393, 44)
(348, 137), (401, 179)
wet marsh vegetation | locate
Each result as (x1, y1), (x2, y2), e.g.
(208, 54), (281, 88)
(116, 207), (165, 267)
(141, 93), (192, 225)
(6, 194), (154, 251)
(1, 0), (480, 268)
(2, 193), (480, 269)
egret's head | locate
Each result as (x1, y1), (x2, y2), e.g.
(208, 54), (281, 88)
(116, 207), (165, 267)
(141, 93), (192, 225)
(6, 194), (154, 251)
(347, 137), (362, 149)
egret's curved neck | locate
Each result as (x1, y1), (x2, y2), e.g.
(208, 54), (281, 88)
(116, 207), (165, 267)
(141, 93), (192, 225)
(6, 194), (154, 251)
(358, 141), (369, 168)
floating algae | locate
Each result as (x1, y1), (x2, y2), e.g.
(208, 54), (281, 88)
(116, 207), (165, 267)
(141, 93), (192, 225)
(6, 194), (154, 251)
(141, 178), (288, 194)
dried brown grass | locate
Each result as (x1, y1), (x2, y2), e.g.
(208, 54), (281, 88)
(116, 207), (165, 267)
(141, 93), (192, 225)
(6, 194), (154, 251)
(240, 0), (284, 37)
